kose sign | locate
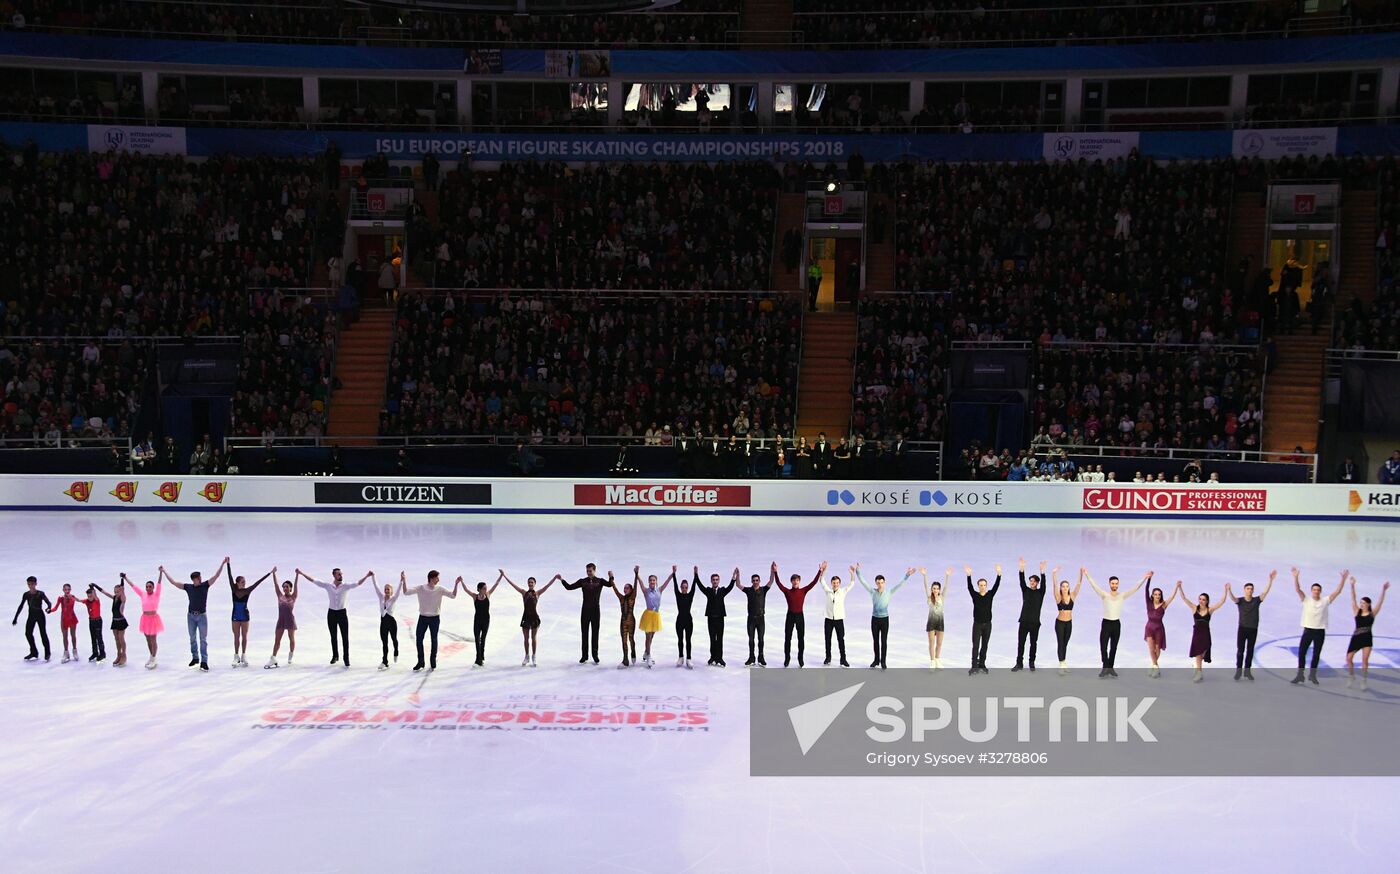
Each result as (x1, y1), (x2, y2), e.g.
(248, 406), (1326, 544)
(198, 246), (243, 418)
(1083, 488), (1268, 512)
(574, 484), (751, 507)
(313, 483), (493, 505)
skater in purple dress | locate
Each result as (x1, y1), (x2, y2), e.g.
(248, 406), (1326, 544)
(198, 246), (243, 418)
(1177, 581), (1227, 682)
(1143, 583), (1178, 677)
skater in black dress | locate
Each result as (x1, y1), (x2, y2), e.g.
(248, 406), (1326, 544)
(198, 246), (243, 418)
(1346, 576), (1388, 690)
(504, 571), (559, 667)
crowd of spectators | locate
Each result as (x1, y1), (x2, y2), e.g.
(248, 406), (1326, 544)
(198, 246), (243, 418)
(1340, 155), (1400, 350)
(794, 0), (1385, 48)
(876, 154), (1262, 455)
(1, 1), (741, 46)
(0, 81), (142, 124)
(959, 443), (1228, 483)
(0, 144), (338, 442)
(382, 291), (800, 442)
(227, 291), (335, 441)
(430, 161), (781, 291)
(0, 338), (144, 444)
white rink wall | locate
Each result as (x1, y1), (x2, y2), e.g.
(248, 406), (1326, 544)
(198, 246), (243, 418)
(1, 475), (1399, 520)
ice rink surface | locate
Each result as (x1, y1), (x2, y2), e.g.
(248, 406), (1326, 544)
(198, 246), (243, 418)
(3, 510), (1398, 873)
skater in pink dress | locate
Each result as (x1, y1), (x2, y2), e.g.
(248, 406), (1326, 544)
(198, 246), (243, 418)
(46, 584), (81, 663)
(126, 573), (164, 669)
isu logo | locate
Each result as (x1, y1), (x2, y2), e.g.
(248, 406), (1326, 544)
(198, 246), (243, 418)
(198, 482), (227, 504)
(574, 484), (751, 508)
(109, 481), (138, 503)
(64, 481), (93, 503)
(1083, 487), (1267, 513)
(153, 482), (183, 503)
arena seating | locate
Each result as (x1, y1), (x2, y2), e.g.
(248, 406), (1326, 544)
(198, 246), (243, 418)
(430, 161), (782, 291)
(382, 291), (800, 441)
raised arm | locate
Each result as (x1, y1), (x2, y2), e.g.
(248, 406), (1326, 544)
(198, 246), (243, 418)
(662, 566), (675, 594)
(1123, 571), (1150, 599)
(1208, 586), (1228, 614)
(1018, 557), (1028, 592)
(538, 574), (560, 596)
(965, 567), (975, 597)
(247, 569), (272, 594)
(805, 561), (826, 592)
(989, 566), (1001, 597)
(504, 569), (525, 596)
(891, 568), (913, 595)
(442, 577), (461, 599)
(1350, 577), (1359, 614)
(1173, 582), (1192, 612)
(358, 570), (375, 586)
(1225, 583), (1238, 604)
(487, 572), (502, 597)
(1259, 570), (1276, 601)
(1327, 570), (1348, 603)
(159, 566), (186, 589)
(1071, 569), (1085, 601)
(206, 557), (230, 587)
(401, 571), (421, 595)
(1083, 568), (1104, 598)
(1374, 582), (1391, 617)
(854, 564), (870, 594)
(1292, 567), (1304, 601)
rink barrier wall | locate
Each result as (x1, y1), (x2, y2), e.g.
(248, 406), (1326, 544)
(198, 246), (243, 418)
(3, 476), (1400, 522)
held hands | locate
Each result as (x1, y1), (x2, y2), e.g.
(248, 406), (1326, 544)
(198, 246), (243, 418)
(819, 560), (828, 571)
(608, 571), (615, 582)
(905, 567), (917, 577)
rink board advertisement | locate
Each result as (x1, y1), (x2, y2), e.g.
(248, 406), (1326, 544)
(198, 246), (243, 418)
(2, 476), (1399, 520)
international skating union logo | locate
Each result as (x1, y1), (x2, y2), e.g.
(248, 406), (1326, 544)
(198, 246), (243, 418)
(104, 128), (126, 149)
(1054, 136), (1076, 159)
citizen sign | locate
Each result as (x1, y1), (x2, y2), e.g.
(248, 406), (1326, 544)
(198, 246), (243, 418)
(1082, 488), (1267, 512)
(573, 484), (751, 507)
(313, 483), (492, 505)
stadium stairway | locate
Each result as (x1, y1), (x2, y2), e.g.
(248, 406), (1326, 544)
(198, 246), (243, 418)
(865, 193), (897, 292)
(1261, 189), (1375, 456)
(797, 311), (856, 440)
(741, 0), (793, 45)
(325, 307), (394, 446)
(1227, 189), (1265, 272)
(771, 192), (805, 292)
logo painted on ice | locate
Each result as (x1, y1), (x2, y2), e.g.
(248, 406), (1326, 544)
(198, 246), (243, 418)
(64, 481), (93, 503)
(109, 481), (138, 503)
(825, 489), (856, 506)
(153, 482), (182, 503)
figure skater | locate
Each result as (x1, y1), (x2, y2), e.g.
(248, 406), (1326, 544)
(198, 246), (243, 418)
(1143, 582), (1179, 678)
(1225, 570), (1275, 680)
(77, 585), (106, 662)
(296, 567), (366, 667)
(229, 563), (272, 668)
(266, 571), (298, 669)
(92, 578), (128, 666)
(776, 561), (825, 668)
(371, 572), (401, 670)
(125, 574), (164, 669)
(921, 568), (950, 669)
(1085, 568), (1150, 678)
(613, 576), (638, 667)
(1291, 567), (1347, 686)
(47, 583), (80, 663)
(12, 576), (52, 661)
(737, 565), (770, 667)
(471, 576), (502, 666)
(1177, 582), (1227, 682)
(159, 558), (228, 672)
(1054, 570), (1086, 674)
(1346, 577), (1388, 690)
(854, 563), (912, 670)
(562, 564), (614, 665)
(637, 566), (673, 668)
(674, 572), (696, 669)
(404, 570), (461, 672)
(1014, 558), (1050, 672)
(695, 567), (737, 667)
(503, 570), (559, 667)
(965, 564), (1001, 674)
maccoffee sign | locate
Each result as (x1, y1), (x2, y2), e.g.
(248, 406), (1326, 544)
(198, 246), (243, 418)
(574, 484), (751, 508)
(1083, 487), (1267, 513)
(313, 483), (492, 506)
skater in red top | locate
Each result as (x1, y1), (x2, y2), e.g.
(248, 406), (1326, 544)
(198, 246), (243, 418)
(775, 561), (826, 668)
(77, 586), (106, 663)
(46, 583), (81, 663)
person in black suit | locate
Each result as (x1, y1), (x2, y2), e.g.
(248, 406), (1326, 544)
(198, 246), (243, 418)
(850, 434), (870, 479)
(1337, 456), (1361, 484)
(562, 564), (614, 664)
(812, 432), (832, 478)
(695, 567), (737, 666)
(891, 433), (908, 479)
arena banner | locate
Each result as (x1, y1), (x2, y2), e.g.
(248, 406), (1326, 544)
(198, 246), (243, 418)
(1231, 126), (1337, 159)
(1041, 132), (1139, 162)
(4, 476), (1400, 520)
(86, 124), (186, 155)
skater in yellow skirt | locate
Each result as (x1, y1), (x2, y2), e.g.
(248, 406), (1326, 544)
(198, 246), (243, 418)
(635, 565), (674, 668)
